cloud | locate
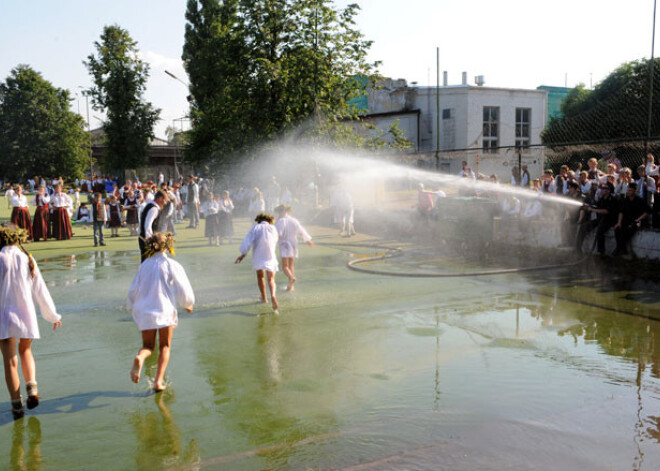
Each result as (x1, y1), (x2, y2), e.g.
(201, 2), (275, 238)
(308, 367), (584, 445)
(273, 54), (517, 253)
(139, 50), (184, 75)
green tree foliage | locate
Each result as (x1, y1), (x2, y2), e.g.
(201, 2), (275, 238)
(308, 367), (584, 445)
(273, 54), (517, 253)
(0, 65), (89, 180)
(542, 59), (660, 145)
(182, 0), (379, 165)
(84, 25), (160, 172)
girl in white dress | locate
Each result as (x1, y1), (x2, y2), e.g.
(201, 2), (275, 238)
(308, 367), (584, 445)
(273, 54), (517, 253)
(127, 233), (195, 392)
(235, 213), (279, 311)
(274, 205), (314, 291)
(0, 223), (62, 419)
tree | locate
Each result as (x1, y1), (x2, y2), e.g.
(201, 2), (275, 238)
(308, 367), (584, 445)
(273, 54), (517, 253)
(84, 25), (160, 172)
(542, 59), (660, 146)
(0, 65), (89, 180)
(182, 0), (379, 166)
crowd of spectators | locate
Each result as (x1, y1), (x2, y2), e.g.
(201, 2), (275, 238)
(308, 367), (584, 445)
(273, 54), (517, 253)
(418, 152), (659, 257)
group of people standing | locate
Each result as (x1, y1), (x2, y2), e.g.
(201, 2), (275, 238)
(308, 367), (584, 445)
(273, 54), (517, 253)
(8, 184), (74, 242)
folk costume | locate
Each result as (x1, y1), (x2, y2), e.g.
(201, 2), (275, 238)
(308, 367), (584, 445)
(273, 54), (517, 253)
(218, 197), (235, 239)
(50, 192), (73, 240)
(31, 193), (51, 241)
(92, 200), (107, 246)
(124, 196), (139, 225)
(204, 200), (221, 240)
(108, 201), (122, 229)
(11, 194), (33, 240)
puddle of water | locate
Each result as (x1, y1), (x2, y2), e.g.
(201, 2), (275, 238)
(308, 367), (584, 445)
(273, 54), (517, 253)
(2, 245), (660, 470)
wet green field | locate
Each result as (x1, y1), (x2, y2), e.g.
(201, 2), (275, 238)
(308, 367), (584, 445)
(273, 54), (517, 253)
(2, 213), (660, 470)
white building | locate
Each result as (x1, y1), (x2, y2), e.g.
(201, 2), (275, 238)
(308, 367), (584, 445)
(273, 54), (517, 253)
(357, 74), (547, 181)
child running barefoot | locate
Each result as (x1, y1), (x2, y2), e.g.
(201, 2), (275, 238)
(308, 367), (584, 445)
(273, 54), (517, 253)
(0, 223), (62, 419)
(274, 205), (314, 291)
(235, 213), (279, 311)
(127, 232), (194, 392)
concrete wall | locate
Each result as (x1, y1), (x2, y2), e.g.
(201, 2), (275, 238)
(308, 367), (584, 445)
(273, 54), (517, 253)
(495, 218), (660, 260)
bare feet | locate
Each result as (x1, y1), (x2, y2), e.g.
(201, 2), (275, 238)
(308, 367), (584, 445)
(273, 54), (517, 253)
(130, 356), (143, 383)
(271, 296), (279, 311)
(286, 277), (296, 292)
(154, 381), (166, 392)
(260, 297), (268, 304)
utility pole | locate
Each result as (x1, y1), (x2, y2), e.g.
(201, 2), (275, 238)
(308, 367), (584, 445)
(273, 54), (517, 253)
(646, 0), (657, 154)
(435, 47), (440, 169)
(79, 86), (92, 177)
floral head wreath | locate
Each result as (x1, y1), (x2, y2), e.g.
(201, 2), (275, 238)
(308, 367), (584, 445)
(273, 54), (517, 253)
(143, 232), (176, 259)
(0, 225), (29, 245)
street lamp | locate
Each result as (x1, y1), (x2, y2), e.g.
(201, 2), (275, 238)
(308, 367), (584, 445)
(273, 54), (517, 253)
(78, 86), (93, 177)
(165, 70), (194, 103)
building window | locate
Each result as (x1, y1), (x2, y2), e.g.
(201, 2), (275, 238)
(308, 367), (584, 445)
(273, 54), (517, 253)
(442, 108), (451, 119)
(515, 108), (531, 149)
(483, 106), (499, 153)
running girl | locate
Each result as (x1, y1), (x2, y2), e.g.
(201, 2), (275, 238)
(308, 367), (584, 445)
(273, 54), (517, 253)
(0, 223), (62, 419)
(128, 232), (194, 392)
(235, 213), (279, 311)
(274, 205), (313, 291)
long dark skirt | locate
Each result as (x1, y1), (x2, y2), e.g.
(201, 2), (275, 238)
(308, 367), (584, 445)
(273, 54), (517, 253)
(126, 207), (139, 225)
(51, 207), (73, 240)
(108, 206), (122, 228)
(32, 205), (50, 241)
(218, 212), (234, 238)
(11, 207), (33, 240)
(205, 213), (221, 238)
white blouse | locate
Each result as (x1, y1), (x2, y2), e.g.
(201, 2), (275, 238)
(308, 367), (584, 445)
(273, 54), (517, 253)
(275, 215), (312, 259)
(220, 199), (234, 213)
(32, 194), (51, 207)
(239, 221), (279, 272)
(0, 246), (61, 339)
(127, 252), (195, 331)
(51, 193), (72, 208)
(11, 194), (28, 208)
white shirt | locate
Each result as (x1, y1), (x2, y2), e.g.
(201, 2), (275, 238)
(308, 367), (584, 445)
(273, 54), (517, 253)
(76, 207), (92, 223)
(239, 221), (279, 272)
(0, 246), (61, 339)
(206, 200), (220, 215)
(275, 215), (312, 258)
(248, 197), (265, 214)
(458, 169), (476, 180)
(523, 199), (542, 219)
(11, 194), (28, 208)
(127, 252), (194, 331)
(220, 198), (234, 213)
(51, 193), (72, 208)
(143, 204), (160, 239)
(32, 194), (51, 207)
(502, 197), (521, 217)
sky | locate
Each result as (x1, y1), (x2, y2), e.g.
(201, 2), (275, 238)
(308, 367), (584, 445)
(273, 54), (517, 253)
(1, 0), (658, 139)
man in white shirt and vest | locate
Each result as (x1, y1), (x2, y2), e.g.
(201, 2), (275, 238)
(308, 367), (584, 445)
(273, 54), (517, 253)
(139, 190), (169, 262)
